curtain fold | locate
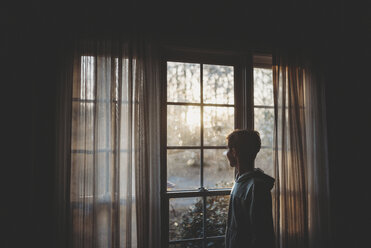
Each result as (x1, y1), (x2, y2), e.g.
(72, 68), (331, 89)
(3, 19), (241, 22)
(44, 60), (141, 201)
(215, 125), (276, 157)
(132, 40), (161, 248)
(55, 40), (75, 248)
(273, 52), (331, 248)
(56, 38), (161, 248)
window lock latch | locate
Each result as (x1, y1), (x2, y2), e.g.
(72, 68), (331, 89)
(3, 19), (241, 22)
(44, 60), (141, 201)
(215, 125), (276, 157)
(198, 187), (208, 192)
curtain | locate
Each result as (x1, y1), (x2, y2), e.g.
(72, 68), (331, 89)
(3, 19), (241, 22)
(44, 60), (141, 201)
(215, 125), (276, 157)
(56, 38), (161, 248)
(272, 52), (332, 248)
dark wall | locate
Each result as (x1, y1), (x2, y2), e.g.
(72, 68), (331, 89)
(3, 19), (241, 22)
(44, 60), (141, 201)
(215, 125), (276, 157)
(4, 2), (59, 247)
(5, 1), (370, 247)
(325, 1), (371, 246)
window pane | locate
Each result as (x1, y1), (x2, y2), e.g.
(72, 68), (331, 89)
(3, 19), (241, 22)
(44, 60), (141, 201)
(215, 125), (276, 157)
(167, 105), (201, 146)
(167, 150), (200, 191)
(204, 149), (234, 189)
(71, 102), (95, 151)
(70, 153), (94, 202)
(206, 196), (230, 237)
(203, 64), (234, 104)
(169, 241), (203, 248)
(254, 108), (274, 147)
(255, 148), (274, 177)
(204, 107), (234, 146)
(254, 68), (273, 106)
(167, 62), (200, 103)
(169, 197), (204, 241)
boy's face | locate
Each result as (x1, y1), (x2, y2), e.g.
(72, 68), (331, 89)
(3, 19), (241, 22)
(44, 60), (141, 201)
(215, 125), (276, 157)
(227, 147), (237, 167)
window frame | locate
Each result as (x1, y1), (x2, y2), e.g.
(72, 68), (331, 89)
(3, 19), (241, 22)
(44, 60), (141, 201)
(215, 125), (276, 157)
(160, 47), (260, 247)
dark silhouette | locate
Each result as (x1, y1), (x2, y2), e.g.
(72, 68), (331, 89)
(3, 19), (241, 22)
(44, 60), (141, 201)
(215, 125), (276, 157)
(225, 129), (275, 248)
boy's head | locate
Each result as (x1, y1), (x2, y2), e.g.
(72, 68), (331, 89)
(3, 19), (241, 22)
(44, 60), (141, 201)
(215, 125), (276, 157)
(226, 129), (261, 168)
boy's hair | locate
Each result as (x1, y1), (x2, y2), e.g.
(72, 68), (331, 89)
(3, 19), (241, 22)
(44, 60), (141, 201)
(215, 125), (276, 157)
(226, 129), (261, 161)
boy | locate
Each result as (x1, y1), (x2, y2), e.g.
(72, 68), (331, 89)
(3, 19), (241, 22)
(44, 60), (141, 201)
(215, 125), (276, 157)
(225, 129), (275, 248)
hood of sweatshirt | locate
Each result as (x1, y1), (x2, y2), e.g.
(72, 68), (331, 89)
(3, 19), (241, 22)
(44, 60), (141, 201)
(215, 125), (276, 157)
(236, 168), (275, 190)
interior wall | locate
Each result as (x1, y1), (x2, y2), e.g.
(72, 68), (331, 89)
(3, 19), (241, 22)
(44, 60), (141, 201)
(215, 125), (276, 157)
(324, 2), (371, 245)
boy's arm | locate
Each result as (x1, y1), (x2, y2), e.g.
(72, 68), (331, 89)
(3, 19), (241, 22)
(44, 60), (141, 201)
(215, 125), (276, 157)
(248, 183), (275, 248)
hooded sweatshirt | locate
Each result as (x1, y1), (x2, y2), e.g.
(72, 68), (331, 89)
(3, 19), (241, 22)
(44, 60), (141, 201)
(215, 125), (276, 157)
(225, 168), (275, 248)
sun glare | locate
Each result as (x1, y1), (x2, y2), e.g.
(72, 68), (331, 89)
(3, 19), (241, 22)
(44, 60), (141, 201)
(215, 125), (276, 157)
(185, 108), (200, 128)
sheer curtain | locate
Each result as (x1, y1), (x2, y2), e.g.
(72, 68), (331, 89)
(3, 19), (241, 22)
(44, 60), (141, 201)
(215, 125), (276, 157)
(273, 52), (332, 248)
(56, 38), (161, 248)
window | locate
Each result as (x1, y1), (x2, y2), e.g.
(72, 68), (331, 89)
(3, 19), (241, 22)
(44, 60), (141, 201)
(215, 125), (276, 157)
(161, 50), (273, 248)
(71, 50), (273, 248)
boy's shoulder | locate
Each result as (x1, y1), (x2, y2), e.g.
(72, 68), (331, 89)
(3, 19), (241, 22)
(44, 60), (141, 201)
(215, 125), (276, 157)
(232, 169), (275, 199)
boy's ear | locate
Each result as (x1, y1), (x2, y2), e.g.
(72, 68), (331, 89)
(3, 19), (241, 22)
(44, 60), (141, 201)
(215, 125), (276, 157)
(231, 148), (237, 156)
